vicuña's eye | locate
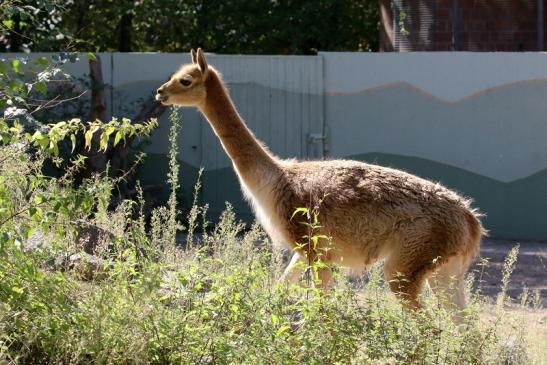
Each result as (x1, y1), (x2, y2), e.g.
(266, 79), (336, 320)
(180, 78), (192, 86)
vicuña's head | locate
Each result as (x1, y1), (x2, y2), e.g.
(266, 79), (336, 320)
(156, 48), (210, 106)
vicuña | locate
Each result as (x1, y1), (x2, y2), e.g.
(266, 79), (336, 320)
(156, 49), (485, 320)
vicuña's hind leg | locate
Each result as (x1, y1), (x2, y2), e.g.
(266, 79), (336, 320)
(383, 256), (430, 309)
(427, 255), (468, 324)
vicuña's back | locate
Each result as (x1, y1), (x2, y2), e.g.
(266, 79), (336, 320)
(276, 160), (482, 291)
(156, 49), (485, 321)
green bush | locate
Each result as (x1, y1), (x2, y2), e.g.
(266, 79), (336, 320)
(0, 107), (544, 364)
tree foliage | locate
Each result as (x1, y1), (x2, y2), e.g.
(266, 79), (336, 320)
(0, 0), (68, 52)
(1, 0), (379, 54)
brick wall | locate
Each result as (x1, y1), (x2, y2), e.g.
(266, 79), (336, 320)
(433, 0), (454, 51)
(454, 0), (538, 51)
(380, 0), (543, 52)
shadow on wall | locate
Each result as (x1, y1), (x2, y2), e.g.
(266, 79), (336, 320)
(352, 152), (547, 241)
(138, 154), (255, 223)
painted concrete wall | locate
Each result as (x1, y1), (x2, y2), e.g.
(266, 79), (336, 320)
(10, 52), (547, 239)
(322, 52), (547, 240)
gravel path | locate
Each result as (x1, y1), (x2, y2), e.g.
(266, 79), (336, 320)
(473, 238), (546, 306)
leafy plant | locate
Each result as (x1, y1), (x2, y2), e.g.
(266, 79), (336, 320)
(3, 105), (544, 363)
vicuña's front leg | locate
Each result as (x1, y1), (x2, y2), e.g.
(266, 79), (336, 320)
(280, 252), (305, 283)
(280, 251), (334, 290)
(315, 266), (334, 290)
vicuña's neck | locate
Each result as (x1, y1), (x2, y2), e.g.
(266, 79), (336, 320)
(199, 70), (280, 184)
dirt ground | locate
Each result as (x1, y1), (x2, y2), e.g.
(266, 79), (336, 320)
(473, 238), (546, 306)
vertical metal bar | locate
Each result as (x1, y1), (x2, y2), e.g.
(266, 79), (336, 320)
(538, 0), (544, 51)
(432, 0), (437, 51)
(393, 0), (400, 51)
(452, 0), (459, 51)
(319, 55), (326, 158)
(110, 52), (114, 118)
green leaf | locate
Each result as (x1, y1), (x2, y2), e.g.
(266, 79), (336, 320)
(105, 126), (116, 137)
(29, 206), (43, 219)
(53, 121), (66, 128)
(84, 130), (93, 150)
(100, 132), (109, 151)
(270, 313), (279, 326)
(85, 127), (99, 150)
(53, 202), (62, 213)
(11, 286), (24, 294)
(70, 134), (76, 153)
(11, 59), (22, 74)
(49, 140), (59, 156)
(275, 325), (289, 337)
(86, 52), (97, 61)
(2, 20), (13, 29)
(114, 131), (123, 146)
(34, 134), (49, 148)
(35, 56), (49, 66)
(34, 81), (47, 95)
(8, 80), (24, 92)
(290, 207), (309, 220)
(229, 304), (239, 313)
(33, 194), (45, 204)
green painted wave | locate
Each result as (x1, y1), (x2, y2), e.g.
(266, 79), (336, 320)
(351, 153), (547, 240)
(139, 152), (547, 240)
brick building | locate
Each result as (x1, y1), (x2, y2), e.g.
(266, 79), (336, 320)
(380, 0), (545, 51)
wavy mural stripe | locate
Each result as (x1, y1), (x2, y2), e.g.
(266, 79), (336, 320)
(326, 78), (547, 104)
(326, 79), (547, 183)
(131, 79), (547, 181)
(321, 51), (547, 101)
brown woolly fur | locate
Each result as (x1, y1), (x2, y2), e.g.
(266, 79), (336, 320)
(156, 49), (486, 319)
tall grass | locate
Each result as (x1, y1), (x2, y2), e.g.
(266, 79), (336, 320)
(0, 110), (544, 364)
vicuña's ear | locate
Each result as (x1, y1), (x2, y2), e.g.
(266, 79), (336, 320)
(190, 48), (197, 64)
(196, 48), (208, 75)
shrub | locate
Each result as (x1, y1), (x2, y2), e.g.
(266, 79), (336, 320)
(0, 106), (544, 364)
